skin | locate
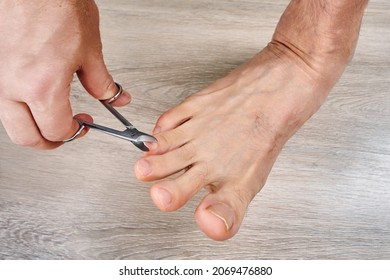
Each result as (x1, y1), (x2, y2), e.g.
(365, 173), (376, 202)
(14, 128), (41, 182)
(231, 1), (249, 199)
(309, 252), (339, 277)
(0, 0), (368, 240)
(135, 0), (369, 240)
(0, 0), (131, 149)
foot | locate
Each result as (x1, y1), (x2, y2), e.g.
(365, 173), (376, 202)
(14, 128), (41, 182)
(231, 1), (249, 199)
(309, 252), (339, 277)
(135, 44), (342, 240)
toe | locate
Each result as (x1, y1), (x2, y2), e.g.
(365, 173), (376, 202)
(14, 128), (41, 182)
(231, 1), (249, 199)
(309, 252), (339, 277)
(150, 164), (208, 211)
(154, 100), (196, 134)
(195, 200), (236, 241)
(135, 142), (198, 181)
(147, 122), (193, 155)
(195, 183), (258, 241)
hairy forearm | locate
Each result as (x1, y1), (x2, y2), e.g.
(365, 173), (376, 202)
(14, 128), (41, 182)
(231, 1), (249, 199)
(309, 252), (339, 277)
(269, 0), (369, 82)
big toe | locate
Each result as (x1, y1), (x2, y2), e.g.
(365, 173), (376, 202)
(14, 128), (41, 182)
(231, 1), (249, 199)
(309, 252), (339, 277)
(194, 185), (255, 241)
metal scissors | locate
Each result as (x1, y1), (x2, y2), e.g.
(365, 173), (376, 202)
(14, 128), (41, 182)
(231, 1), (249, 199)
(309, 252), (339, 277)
(64, 83), (157, 152)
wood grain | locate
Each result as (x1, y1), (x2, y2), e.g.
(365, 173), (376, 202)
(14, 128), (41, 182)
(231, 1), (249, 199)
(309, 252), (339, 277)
(0, 0), (389, 259)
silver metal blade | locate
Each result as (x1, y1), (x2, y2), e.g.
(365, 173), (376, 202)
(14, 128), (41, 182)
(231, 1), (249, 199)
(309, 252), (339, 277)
(136, 134), (158, 143)
(76, 119), (157, 151)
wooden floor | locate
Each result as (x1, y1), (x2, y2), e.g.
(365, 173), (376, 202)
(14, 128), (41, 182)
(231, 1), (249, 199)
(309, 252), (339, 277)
(1, 0), (389, 259)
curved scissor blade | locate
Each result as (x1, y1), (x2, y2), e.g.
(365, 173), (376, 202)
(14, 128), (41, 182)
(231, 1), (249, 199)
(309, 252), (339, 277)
(74, 119), (157, 152)
(132, 141), (150, 152)
(131, 134), (157, 152)
(136, 134), (158, 143)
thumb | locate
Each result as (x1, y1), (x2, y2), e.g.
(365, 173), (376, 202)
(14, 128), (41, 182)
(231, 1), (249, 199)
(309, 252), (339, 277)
(77, 52), (131, 106)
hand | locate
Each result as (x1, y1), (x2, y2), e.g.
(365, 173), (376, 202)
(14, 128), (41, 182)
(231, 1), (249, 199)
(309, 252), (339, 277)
(0, 0), (131, 149)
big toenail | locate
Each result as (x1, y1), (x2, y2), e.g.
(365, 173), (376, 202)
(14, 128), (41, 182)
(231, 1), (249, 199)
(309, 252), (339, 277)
(206, 202), (235, 231)
(136, 159), (152, 177)
(156, 188), (172, 206)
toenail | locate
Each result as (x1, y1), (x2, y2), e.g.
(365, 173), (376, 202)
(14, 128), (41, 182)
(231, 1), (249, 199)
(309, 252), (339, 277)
(145, 141), (158, 151)
(155, 187), (172, 206)
(206, 202), (235, 232)
(153, 126), (161, 134)
(136, 159), (152, 177)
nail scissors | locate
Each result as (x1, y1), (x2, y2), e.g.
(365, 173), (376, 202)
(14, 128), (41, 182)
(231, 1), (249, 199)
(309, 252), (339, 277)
(64, 83), (157, 152)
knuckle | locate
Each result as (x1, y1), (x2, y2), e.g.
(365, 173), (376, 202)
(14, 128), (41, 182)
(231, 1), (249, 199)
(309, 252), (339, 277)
(24, 70), (59, 102)
(157, 128), (185, 152)
(156, 133), (172, 151)
(156, 102), (193, 129)
(26, 84), (49, 103)
(156, 109), (174, 127)
(232, 187), (256, 211)
(102, 76), (116, 95)
(179, 141), (197, 163)
(24, 85), (54, 105)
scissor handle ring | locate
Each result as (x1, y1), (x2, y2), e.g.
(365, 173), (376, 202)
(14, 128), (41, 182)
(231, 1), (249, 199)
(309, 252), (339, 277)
(63, 119), (85, 143)
(104, 82), (123, 104)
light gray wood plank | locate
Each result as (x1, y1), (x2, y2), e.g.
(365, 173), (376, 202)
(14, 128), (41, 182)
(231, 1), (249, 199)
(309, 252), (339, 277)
(1, 0), (389, 259)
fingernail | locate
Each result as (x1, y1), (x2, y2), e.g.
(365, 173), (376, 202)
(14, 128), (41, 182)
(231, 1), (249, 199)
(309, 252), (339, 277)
(206, 202), (235, 231)
(153, 126), (161, 134)
(156, 188), (172, 206)
(136, 159), (152, 177)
